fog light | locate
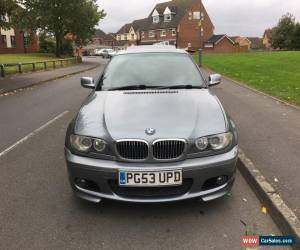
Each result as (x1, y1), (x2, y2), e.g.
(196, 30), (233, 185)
(76, 178), (87, 188)
(216, 176), (228, 186)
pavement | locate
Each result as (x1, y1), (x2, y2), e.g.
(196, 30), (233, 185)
(0, 57), (286, 250)
(202, 68), (300, 220)
(0, 57), (103, 94)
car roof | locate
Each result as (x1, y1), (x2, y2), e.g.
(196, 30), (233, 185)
(117, 45), (188, 55)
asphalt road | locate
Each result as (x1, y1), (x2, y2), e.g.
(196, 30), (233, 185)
(0, 57), (285, 250)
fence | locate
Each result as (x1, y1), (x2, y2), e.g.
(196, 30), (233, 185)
(0, 57), (81, 77)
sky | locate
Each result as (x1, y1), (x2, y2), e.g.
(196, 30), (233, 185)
(97, 0), (300, 37)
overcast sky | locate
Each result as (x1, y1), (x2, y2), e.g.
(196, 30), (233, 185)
(97, 0), (300, 37)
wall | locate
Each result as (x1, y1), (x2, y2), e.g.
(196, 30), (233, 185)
(141, 29), (177, 44)
(0, 29), (39, 54)
(177, 0), (214, 50)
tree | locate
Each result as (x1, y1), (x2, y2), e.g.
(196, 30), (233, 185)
(0, 0), (18, 27)
(19, 0), (105, 57)
(292, 23), (300, 50)
(271, 13), (296, 50)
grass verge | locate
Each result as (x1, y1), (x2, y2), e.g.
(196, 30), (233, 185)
(195, 51), (300, 106)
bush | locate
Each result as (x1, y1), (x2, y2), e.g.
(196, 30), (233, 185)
(39, 33), (56, 54)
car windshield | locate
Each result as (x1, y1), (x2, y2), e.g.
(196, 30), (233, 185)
(98, 52), (205, 90)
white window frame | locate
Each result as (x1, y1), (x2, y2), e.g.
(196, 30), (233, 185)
(171, 29), (176, 36)
(164, 14), (172, 22)
(149, 31), (155, 38)
(161, 30), (166, 37)
(153, 16), (159, 23)
(141, 32), (145, 39)
(193, 11), (201, 20)
(124, 34), (128, 40)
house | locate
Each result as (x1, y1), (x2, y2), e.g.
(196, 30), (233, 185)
(115, 18), (148, 48)
(230, 36), (251, 50)
(247, 37), (263, 50)
(0, 26), (39, 54)
(263, 29), (272, 50)
(115, 0), (215, 51)
(92, 29), (116, 48)
(204, 34), (237, 53)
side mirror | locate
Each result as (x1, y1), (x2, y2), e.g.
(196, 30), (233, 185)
(208, 74), (222, 87)
(80, 77), (95, 89)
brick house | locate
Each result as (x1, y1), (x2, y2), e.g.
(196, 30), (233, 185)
(0, 27), (39, 54)
(115, 0), (214, 51)
(92, 29), (116, 47)
(203, 34), (248, 53)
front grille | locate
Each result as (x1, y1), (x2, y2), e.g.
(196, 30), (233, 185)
(109, 179), (193, 199)
(153, 140), (185, 159)
(116, 140), (148, 160)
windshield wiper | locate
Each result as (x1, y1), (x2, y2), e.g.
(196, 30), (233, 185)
(158, 84), (206, 90)
(107, 84), (160, 91)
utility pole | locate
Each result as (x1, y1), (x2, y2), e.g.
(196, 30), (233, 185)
(198, 0), (203, 67)
(199, 0), (203, 49)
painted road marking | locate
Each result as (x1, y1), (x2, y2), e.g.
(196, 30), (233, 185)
(0, 110), (69, 158)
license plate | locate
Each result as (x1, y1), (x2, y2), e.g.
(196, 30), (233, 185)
(119, 170), (182, 187)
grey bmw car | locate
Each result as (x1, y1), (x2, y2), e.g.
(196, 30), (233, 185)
(65, 46), (238, 203)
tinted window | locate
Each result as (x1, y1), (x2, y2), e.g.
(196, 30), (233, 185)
(99, 52), (205, 90)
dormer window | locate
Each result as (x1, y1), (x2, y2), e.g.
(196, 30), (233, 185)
(152, 9), (160, 23)
(164, 7), (172, 22)
(153, 16), (159, 23)
(164, 14), (172, 22)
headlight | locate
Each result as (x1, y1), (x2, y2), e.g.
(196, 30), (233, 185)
(70, 135), (107, 153)
(195, 132), (233, 151)
(195, 137), (209, 150)
(93, 138), (106, 152)
(70, 135), (92, 152)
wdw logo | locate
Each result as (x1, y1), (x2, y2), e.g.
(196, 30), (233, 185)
(240, 235), (296, 247)
(240, 236), (259, 247)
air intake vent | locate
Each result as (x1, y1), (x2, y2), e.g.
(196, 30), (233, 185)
(116, 140), (148, 160)
(153, 140), (186, 160)
(124, 90), (178, 95)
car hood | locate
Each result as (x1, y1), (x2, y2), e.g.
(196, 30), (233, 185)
(74, 90), (228, 140)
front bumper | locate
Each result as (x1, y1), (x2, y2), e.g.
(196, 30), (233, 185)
(65, 146), (238, 203)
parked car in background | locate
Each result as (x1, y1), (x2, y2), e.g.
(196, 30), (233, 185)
(102, 49), (117, 59)
(65, 46), (238, 204)
(94, 49), (106, 56)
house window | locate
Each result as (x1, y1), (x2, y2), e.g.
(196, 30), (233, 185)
(1, 35), (7, 48)
(24, 33), (30, 48)
(141, 32), (145, 39)
(149, 31), (155, 38)
(201, 12), (205, 20)
(10, 35), (16, 48)
(164, 14), (172, 22)
(201, 27), (204, 37)
(171, 29), (176, 36)
(124, 34), (128, 40)
(153, 16), (159, 23)
(193, 11), (201, 20)
(161, 30), (166, 37)
(117, 35), (121, 40)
